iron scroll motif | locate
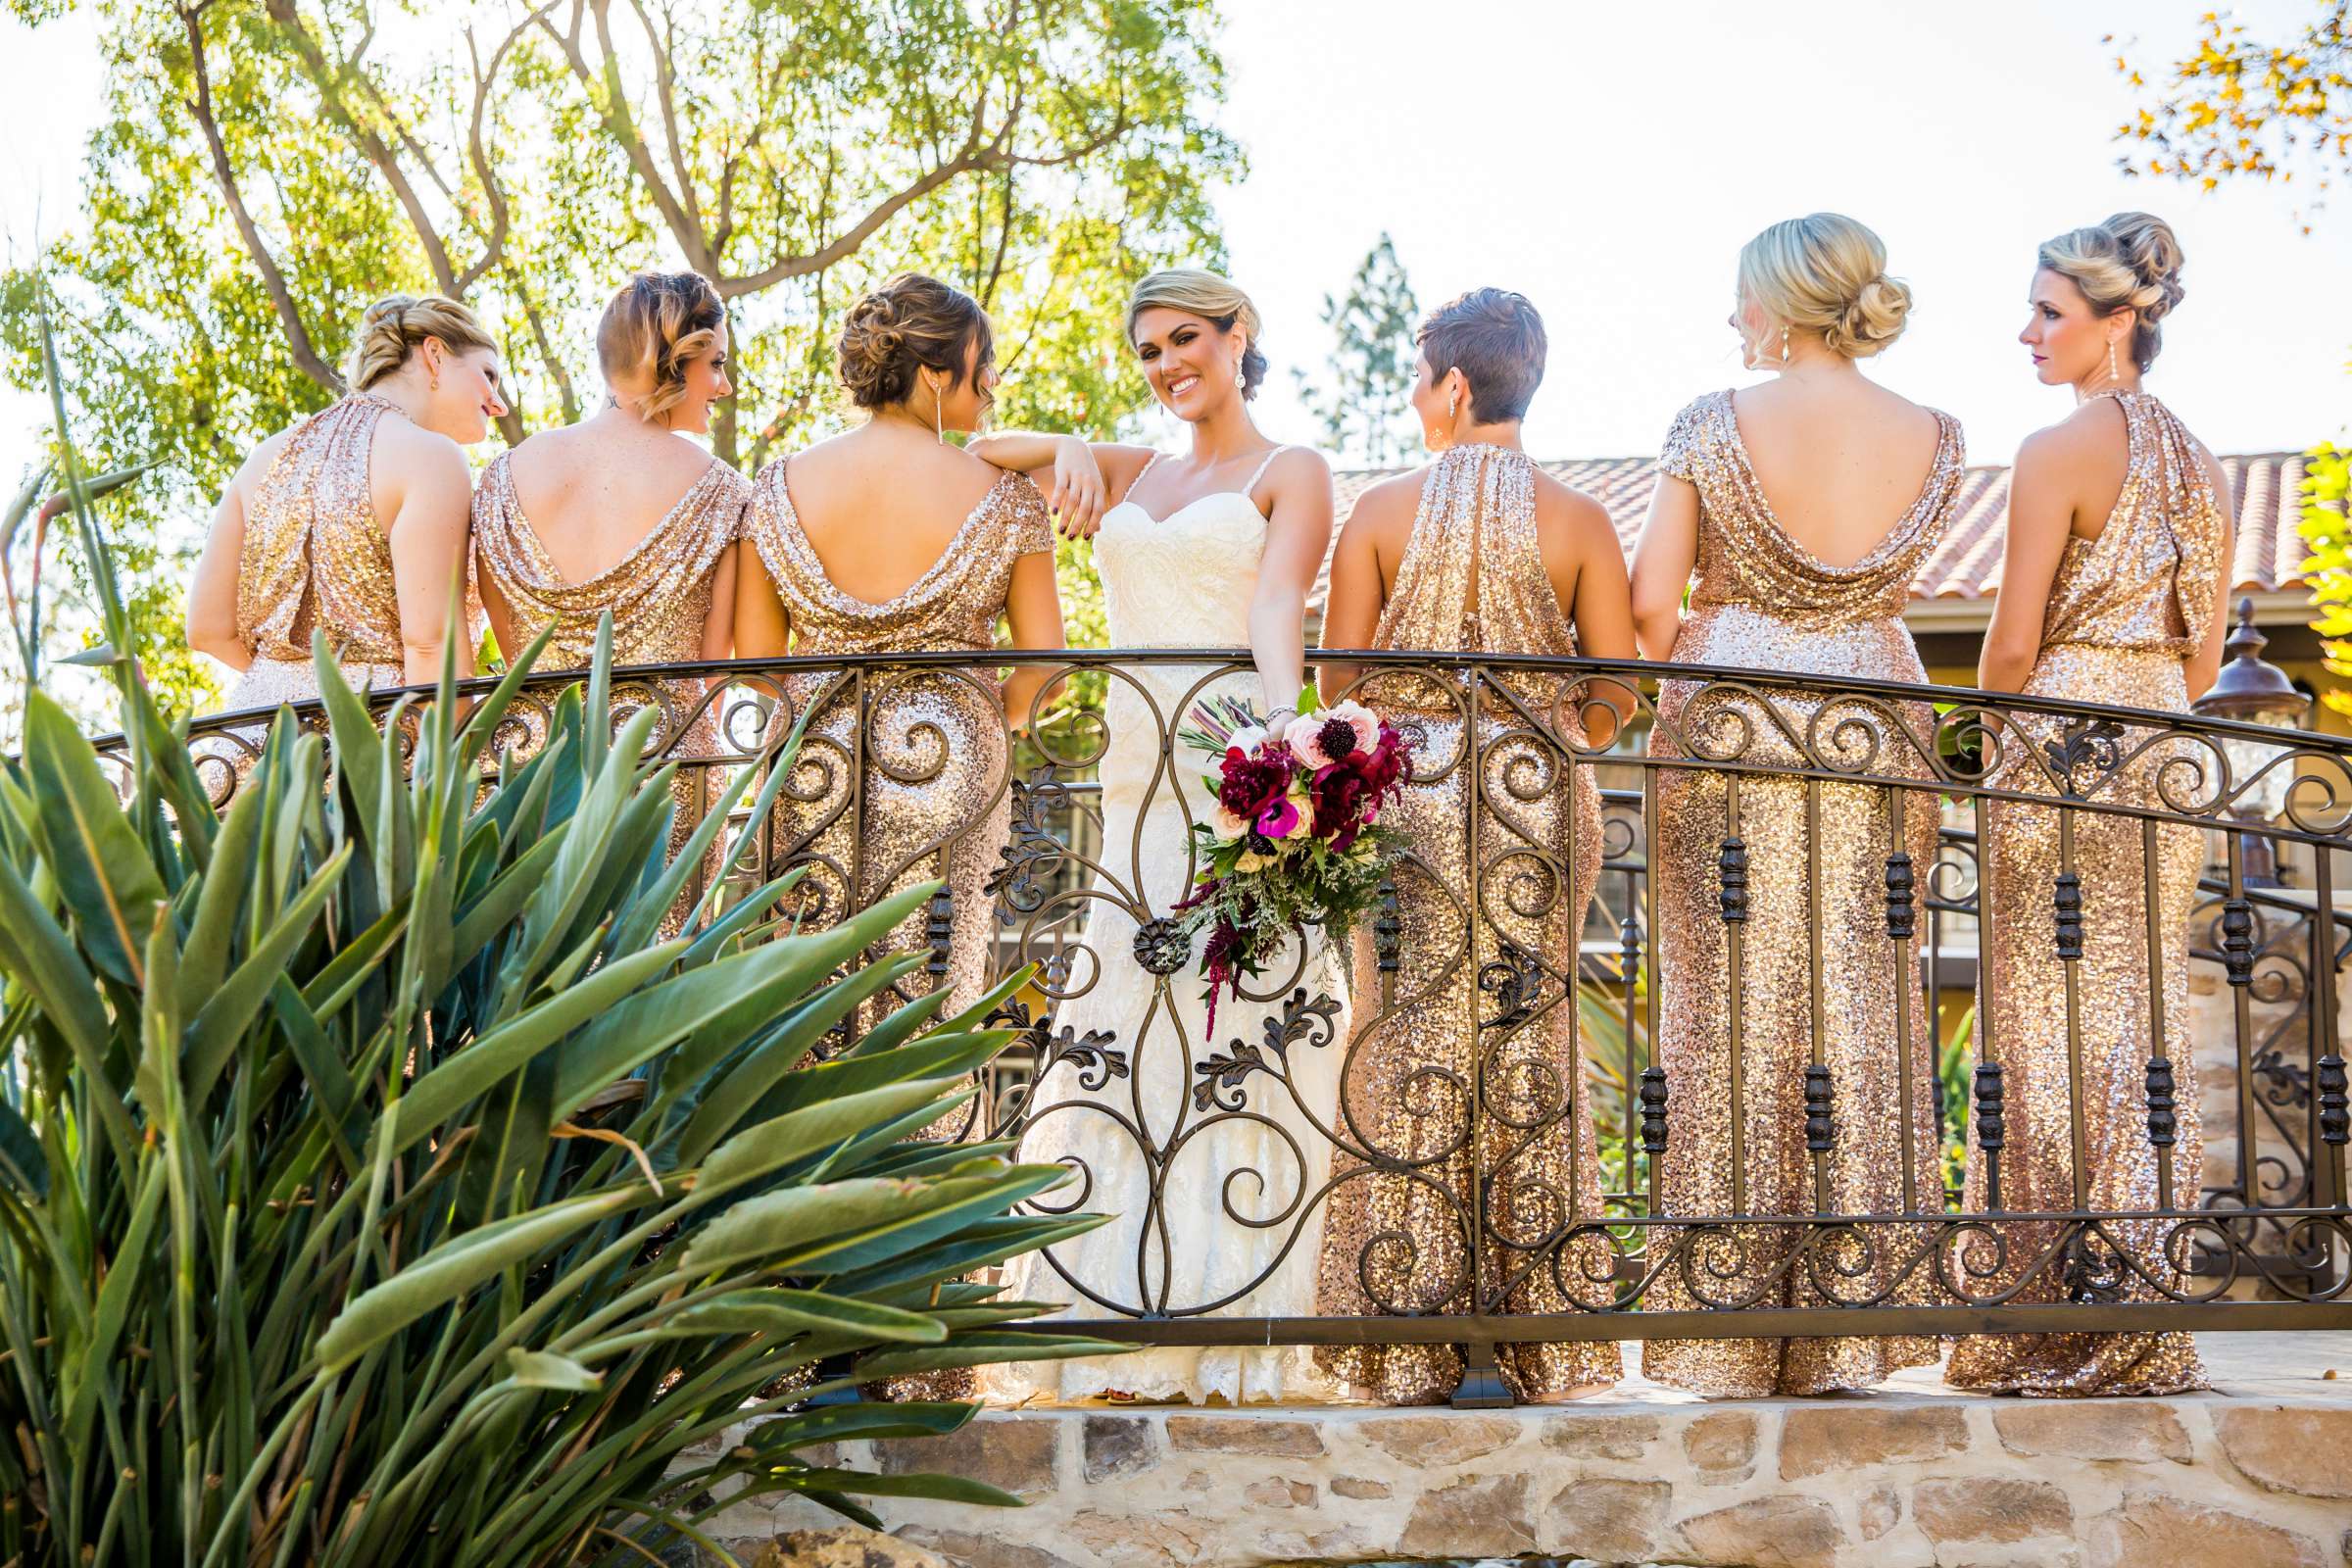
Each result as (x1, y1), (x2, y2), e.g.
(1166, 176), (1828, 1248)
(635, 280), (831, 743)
(108, 648), (2352, 1348)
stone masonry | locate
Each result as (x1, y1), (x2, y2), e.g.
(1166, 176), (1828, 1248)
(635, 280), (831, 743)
(701, 1337), (2352, 1568)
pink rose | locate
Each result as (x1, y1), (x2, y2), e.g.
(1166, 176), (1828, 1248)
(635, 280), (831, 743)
(1283, 702), (1381, 769)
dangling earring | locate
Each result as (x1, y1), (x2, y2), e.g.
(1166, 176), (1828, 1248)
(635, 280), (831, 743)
(1779, 325), (1790, 366)
(1447, 386), (1460, 420)
(2106, 339), (2121, 386)
(1234, 360), (1247, 390)
(930, 377), (945, 444)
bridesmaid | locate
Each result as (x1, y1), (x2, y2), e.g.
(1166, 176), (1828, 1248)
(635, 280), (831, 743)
(1948, 213), (2230, 1397)
(737, 271), (1065, 1026)
(187, 294), (507, 712)
(736, 271), (1063, 1401)
(1314, 288), (1637, 1405)
(1629, 214), (1963, 1397)
(472, 270), (749, 915)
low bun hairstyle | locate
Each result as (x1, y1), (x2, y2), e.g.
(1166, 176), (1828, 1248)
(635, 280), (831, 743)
(2037, 212), (2185, 371)
(836, 272), (993, 411)
(1124, 268), (1267, 399)
(1738, 213), (1913, 360)
(599, 271), (726, 421)
(344, 294), (497, 392)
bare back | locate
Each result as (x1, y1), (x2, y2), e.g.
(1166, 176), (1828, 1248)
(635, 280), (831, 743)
(503, 421), (723, 584)
(775, 428), (1007, 604)
(1730, 377), (1945, 568)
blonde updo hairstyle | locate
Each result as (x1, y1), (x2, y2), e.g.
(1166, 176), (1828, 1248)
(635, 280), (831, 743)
(1125, 268), (1267, 399)
(2037, 212), (2185, 372)
(1738, 213), (1912, 360)
(836, 272), (993, 411)
(598, 270), (726, 421)
(344, 294), (497, 392)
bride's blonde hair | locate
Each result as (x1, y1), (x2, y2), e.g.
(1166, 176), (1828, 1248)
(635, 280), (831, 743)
(1124, 268), (1267, 399)
(1738, 213), (1912, 360)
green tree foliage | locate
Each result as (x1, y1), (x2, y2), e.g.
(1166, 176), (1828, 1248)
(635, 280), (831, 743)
(2, 0), (1240, 711)
(2114, 4), (2351, 710)
(1292, 232), (1419, 467)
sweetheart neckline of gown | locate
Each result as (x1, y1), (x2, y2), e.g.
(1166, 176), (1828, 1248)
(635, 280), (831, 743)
(1102, 489), (1271, 531)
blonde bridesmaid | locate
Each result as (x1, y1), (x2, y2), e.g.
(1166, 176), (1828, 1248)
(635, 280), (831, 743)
(471, 271), (749, 914)
(1315, 288), (1636, 1405)
(187, 294), (507, 714)
(736, 271), (1063, 1401)
(1629, 214), (1963, 1397)
(1949, 213), (2230, 1397)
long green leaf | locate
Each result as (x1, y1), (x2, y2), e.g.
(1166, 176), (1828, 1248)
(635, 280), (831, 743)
(22, 689), (163, 984)
(669, 1288), (946, 1344)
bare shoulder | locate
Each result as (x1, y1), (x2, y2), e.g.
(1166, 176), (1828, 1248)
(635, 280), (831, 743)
(377, 420), (471, 502)
(1262, 443), (1333, 493)
(232, 424), (300, 492)
(1341, 468), (1422, 538)
(1532, 468), (1622, 555)
(2184, 430), (2233, 514)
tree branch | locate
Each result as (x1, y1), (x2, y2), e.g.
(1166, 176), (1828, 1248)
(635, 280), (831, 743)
(176, 0), (341, 393)
(261, 0), (460, 295)
(538, 0), (710, 272)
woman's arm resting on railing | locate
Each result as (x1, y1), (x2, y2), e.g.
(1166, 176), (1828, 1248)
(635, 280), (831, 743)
(186, 481), (253, 671)
(732, 543), (791, 659)
(964, 433), (1158, 539)
(1000, 548), (1067, 730)
(1249, 449), (1336, 718)
(386, 437), (476, 686)
(2185, 447), (2236, 704)
(1317, 478), (1400, 701)
(1978, 430), (2075, 694)
(1561, 491), (1639, 748)
(1629, 474), (1698, 661)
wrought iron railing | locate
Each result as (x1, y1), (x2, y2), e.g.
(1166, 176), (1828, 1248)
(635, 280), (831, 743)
(120, 649), (2352, 1402)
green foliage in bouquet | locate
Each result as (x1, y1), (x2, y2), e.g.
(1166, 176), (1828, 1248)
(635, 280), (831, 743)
(0, 316), (1117, 1567)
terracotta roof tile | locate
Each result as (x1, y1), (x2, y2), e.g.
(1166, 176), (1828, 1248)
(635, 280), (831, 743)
(1318, 451), (2313, 613)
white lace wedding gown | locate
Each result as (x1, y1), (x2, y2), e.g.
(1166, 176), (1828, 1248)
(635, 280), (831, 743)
(986, 450), (1347, 1405)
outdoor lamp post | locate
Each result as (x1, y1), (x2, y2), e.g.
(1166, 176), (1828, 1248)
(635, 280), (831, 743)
(2192, 597), (2312, 887)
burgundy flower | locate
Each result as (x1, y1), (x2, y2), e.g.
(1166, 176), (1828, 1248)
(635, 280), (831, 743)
(1217, 744), (1293, 820)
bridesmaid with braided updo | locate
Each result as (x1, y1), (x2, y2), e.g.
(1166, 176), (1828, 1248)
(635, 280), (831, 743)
(737, 271), (1063, 1401)
(188, 294), (508, 713)
(1950, 213), (2230, 1397)
(737, 272), (1064, 1032)
(472, 271), (750, 918)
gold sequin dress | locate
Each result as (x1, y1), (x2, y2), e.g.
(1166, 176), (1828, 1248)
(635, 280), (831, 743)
(1313, 445), (1624, 1404)
(471, 451), (749, 920)
(1946, 389), (2221, 1397)
(746, 460), (1053, 1404)
(221, 391), (411, 713)
(746, 461), (1051, 1033)
(1642, 389), (1964, 1397)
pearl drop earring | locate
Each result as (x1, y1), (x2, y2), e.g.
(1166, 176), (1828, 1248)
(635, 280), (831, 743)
(2106, 339), (2121, 386)
(1779, 325), (1790, 366)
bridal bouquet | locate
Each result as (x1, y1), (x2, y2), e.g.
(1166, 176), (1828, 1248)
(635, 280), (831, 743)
(1174, 686), (1411, 1035)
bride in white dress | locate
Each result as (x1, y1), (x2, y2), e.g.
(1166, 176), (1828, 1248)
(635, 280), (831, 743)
(967, 269), (1345, 1404)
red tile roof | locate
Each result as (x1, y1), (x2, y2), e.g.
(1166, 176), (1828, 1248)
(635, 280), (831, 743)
(1321, 451), (2314, 612)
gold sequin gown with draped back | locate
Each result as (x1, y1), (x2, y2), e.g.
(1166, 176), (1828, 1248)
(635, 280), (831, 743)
(217, 392), (411, 736)
(1947, 389), (2222, 1397)
(1312, 445), (1624, 1404)
(470, 452), (750, 924)
(1642, 389), (1963, 1397)
(744, 461), (1054, 1403)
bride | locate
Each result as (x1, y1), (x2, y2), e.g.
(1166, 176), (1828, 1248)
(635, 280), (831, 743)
(967, 268), (1344, 1403)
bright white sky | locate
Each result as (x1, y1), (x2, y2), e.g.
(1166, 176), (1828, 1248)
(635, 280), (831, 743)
(3, 0), (2347, 488)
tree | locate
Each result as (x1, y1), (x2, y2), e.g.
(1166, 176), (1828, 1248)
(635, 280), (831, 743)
(1292, 232), (1419, 467)
(2, 0), (1239, 711)
(2114, 4), (2351, 713)
(2112, 4), (2351, 226)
